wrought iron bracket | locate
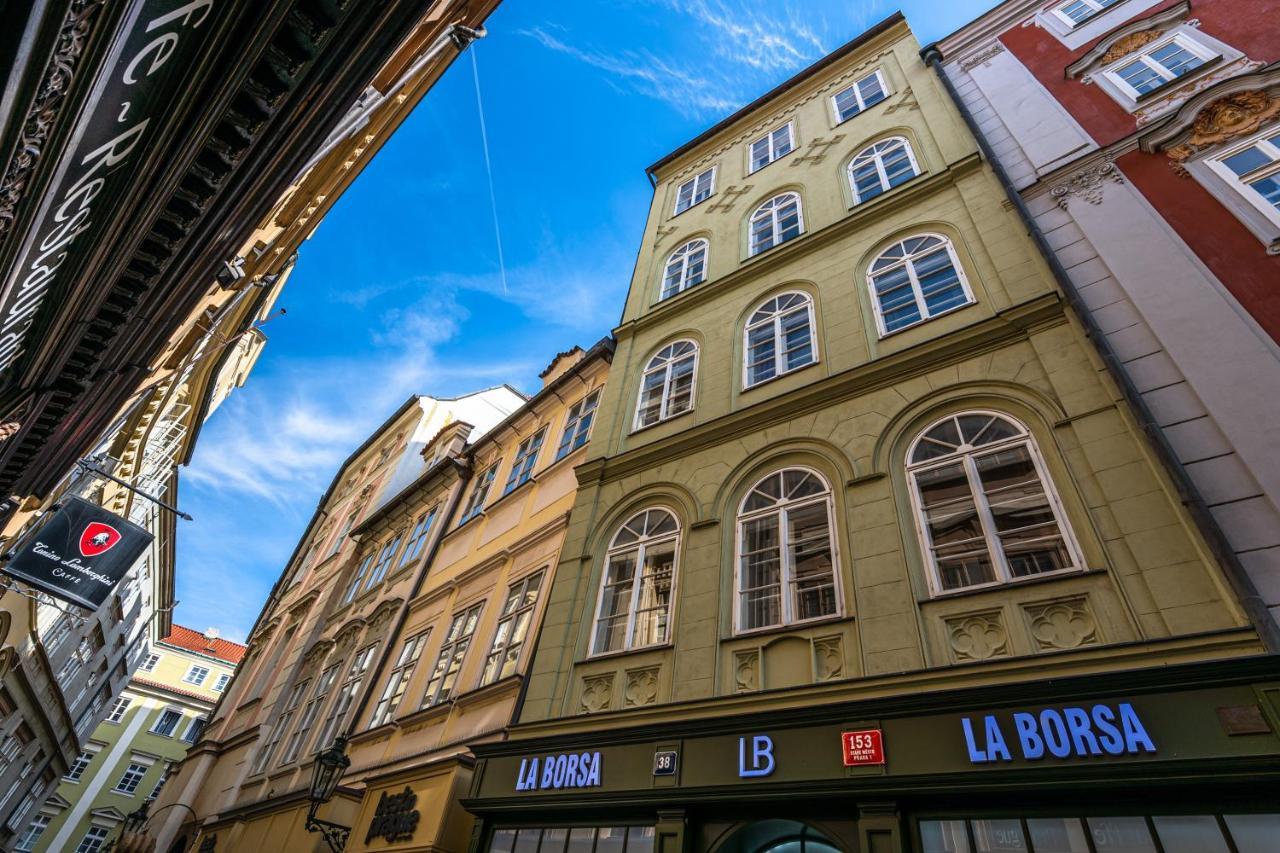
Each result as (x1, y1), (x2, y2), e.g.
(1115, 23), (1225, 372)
(305, 815), (352, 853)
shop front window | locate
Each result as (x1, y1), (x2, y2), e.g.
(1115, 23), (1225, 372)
(491, 827), (655, 853)
(919, 814), (1278, 853)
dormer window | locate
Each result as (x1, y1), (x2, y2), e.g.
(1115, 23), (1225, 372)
(673, 168), (715, 215)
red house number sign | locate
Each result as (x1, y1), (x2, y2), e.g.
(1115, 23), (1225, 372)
(841, 729), (885, 766)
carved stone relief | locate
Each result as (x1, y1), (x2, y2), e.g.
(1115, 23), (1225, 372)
(1166, 90), (1280, 175)
(1025, 596), (1100, 651)
(1050, 161), (1124, 209)
(734, 649), (759, 693)
(1100, 30), (1163, 64)
(580, 673), (614, 714)
(812, 635), (844, 681)
(945, 610), (1009, 662)
(959, 43), (1005, 72)
(624, 666), (660, 707)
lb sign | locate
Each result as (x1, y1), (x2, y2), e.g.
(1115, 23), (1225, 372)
(3, 497), (151, 609)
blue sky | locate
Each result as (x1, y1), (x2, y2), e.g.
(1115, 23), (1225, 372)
(174, 0), (994, 642)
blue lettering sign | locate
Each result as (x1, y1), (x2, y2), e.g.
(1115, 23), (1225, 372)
(738, 735), (775, 777)
(515, 752), (602, 791)
(964, 704), (1156, 764)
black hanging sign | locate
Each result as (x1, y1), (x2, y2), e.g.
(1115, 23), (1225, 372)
(3, 496), (152, 609)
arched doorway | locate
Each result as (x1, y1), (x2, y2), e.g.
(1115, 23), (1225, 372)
(713, 820), (845, 853)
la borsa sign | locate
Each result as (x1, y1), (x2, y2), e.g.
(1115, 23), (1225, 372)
(515, 751), (602, 791)
(962, 702), (1156, 764)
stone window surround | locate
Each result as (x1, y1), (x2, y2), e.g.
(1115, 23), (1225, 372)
(1036, 0), (1166, 51)
(1079, 25), (1237, 116)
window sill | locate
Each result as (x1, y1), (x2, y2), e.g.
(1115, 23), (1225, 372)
(731, 612), (849, 640)
(833, 90), (892, 129)
(583, 641), (673, 663)
(670, 195), (712, 219)
(848, 171), (923, 211)
(539, 443), (589, 478)
(487, 476), (536, 513)
(630, 407), (694, 435)
(744, 232), (805, 263)
(1131, 54), (1223, 104)
(652, 279), (710, 310)
(747, 145), (797, 176)
(741, 358), (820, 393)
(919, 566), (1099, 604)
(876, 299), (976, 339)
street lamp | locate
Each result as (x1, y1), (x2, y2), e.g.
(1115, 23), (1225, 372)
(305, 736), (352, 852)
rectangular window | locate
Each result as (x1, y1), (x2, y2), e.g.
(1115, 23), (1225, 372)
(327, 512), (357, 558)
(1052, 0), (1123, 25)
(458, 462), (499, 525)
(182, 665), (210, 686)
(504, 428), (547, 495)
(369, 632), (428, 727)
(65, 751), (93, 782)
(1208, 126), (1280, 228)
(280, 666), (336, 765)
(399, 507), (438, 568)
(213, 673), (231, 692)
(673, 167), (715, 214)
(138, 653), (160, 672)
(76, 826), (111, 853)
(481, 571), (545, 685)
(555, 390), (601, 461)
(422, 604), (484, 707)
(1108, 35), (1214, 99)
(105, 696), (131, 723)
(15, 814), (49, 852)
(315, 645), (377, 750)
(114, 762), (148, 794)
(181, 716), (207, 744)
(365, 534), (403, 590)
(341, 553), (375, 605)
(263, 678), (311, 769)
(919, 814), (1280, 853)
(831, 70), (888, 123)
(148, 764), (172, 800)
(151, 708), (183, 737)
(489, 827), (655, 853)
(748, 123), (794, 173)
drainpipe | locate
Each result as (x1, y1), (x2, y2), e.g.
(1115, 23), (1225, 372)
(342, 457), (473, 737)
(921, 46), (1280, 653)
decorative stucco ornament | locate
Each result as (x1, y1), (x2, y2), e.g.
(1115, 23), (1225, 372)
(1050, 161), (1124, 209)
(1100, 29), (1164, 64)
(1166, 90), (1280, 175)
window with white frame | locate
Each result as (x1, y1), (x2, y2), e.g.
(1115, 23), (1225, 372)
(213, 672), (231, 692)
(114, 761), (149, 794)
(848, 137), (920, 204)
(14, 813), (49, 851)
(736, 469), (839, 633)
(1206, 125), (1280, 228)
(458, 461), (499, 525)
(65, 751), (93, 782)
(364, 533), (403, 590)
(504, 427), (547, 495)
(743, 292), (817, 388)
(151, 708), (182, 737)
(555, 390), (600, 460)
(749, 122), (794, 172)
(181, 716), (207, 744)
(867, 234), (973, 335)
(399, 507), (438, 568)
(327, 512), (357, 558)
(369, 631), (428, 727)
(76, 826), (111, 853)
(661, 238), (708, 300)
(139, 652), (160, 672)
(481, 570), (544, 684)
(316, 644), (377, 749)
(634, 340), (698, 429)
(252, 677), (309, 772)
(592, 509), (679, 654)
(673, 167), (716, 214)
(748, 192), (804, 256)
(341, 553), (375, 605)
(907, 412), (1081, 594)
(1051, 0), (1123, 26)
(280, 667), (337, 766)
(831, 69), (889, 123)
(422, 604), (483, 706)
(148, 763), (172, 800)
(182, 665), (210, 686)
(105, 695), (131, 723)
(1104, 34), (1215, 99)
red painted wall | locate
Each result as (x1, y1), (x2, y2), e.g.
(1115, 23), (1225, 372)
(1118, 148), (1280, 342)
(1000, 0), (1280, 146)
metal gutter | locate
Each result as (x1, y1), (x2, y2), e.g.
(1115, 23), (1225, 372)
(921, 46), (1280, 653)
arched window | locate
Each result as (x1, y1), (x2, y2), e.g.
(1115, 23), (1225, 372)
(907, 412), (1080, 594)
(848, 137), (919, 204)
(662, 239), (708, 300)
(749, 192), (803, 256)
(743, 292), (816, 388)
(592, 509), (680, 654)
(867, 234), (973, 335)
(635, 340), (698, 429)
(736, 469), (839, 632)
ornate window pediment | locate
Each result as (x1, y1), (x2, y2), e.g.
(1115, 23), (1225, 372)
(1066, 1), (1193, 80)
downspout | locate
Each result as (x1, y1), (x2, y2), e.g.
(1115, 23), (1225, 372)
(921, 46), (1280, 653)
(342, 457), (473, 737)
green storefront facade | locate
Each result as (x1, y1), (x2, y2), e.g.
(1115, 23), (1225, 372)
(466, 657), (1280, 852)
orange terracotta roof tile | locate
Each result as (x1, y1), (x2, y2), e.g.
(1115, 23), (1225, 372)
(161, 624), (247, 665)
